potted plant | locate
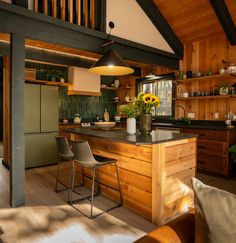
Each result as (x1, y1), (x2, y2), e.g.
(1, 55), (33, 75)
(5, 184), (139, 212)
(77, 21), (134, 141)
(45, 70), (63, 82)
(229, 144), (236, 162)
(135, 92), (160, 135)
(119, 103), (137, 135)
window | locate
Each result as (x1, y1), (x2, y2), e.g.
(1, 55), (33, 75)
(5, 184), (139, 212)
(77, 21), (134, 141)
(137, 74), (175, 118)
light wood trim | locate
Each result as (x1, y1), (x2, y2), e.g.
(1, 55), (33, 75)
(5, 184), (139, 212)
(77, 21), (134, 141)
(3, 56), (10, 165)
(43, 0), (48, 15)
(25, 79), (69, 87)
(90, 0), (95, 29)
(61, 0), (66, 21)
(76, 0), (81, 25)
(67, 90), (101, 96)
(34, 0), (39, 12)
(69, 0), (73, 23)
(52, 0), (57, 18)
(83, 0), (88, 27)
(152, 143), (165, 225)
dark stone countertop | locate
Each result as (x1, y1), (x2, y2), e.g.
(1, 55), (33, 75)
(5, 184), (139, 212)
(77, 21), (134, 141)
(153, 121), (236, 131)
(63, 127), (197, 145)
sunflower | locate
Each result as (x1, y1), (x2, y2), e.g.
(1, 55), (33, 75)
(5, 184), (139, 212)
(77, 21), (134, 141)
(151, 96), (160, 106)
(142, 94), (153, 103)
(137, 92), (145, 100)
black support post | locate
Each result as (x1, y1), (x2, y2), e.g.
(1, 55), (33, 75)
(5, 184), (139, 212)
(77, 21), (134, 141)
(10, 33), (25, 207)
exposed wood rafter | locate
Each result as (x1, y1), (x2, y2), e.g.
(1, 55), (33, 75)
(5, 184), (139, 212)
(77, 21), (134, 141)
(136, 0), (183, 57)
(0, 1), (180, 69)
(210, 0), (236, 45)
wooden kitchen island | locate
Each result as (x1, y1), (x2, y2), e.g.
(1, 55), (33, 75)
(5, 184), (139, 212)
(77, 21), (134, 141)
(64, 128), (197, 225)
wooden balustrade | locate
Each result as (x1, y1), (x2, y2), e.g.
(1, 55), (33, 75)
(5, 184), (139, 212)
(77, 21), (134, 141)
(33, 0), (97, 30)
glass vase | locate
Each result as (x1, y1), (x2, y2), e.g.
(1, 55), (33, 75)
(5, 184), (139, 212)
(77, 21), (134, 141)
(139, 113), (152, 135)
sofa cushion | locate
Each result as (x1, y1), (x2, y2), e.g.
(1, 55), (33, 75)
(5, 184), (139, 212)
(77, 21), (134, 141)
(192, 177), (236, 243)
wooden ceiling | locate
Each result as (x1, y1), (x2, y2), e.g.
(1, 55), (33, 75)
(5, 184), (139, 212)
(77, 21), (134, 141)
(154, 0), (236, 44)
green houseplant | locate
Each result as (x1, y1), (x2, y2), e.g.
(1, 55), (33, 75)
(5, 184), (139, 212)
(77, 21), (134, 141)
(229, 144), (236, 162)
(120, 103), (137, 135)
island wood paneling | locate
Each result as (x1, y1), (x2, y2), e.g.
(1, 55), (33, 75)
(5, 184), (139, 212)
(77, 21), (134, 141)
(67, 132), (196, 225)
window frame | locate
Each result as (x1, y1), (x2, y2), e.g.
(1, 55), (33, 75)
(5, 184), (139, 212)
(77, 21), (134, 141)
(136, 72), (176, 120)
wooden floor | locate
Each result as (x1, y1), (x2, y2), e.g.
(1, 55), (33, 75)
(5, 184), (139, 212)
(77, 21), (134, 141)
(0, 163), (155, 243)
(0, 163), (235, 243)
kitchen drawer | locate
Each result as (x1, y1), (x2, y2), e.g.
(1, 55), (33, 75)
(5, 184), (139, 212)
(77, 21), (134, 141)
(197, 154), (228, 175)
(181, 128), (227, 141)
(197, 139), (227, 157)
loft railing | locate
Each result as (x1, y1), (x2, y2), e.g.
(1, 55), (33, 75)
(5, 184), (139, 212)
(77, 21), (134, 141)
(34, 0), (96, 29)
(7, 0), (103, 31)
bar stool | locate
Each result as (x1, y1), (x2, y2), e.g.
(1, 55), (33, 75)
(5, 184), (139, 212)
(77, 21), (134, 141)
(69, 140), (123, 219)
(55, 136), (75, 202)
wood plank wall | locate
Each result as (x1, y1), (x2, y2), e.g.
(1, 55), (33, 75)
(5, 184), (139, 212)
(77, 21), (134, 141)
(176, 33), (236, 120)
(33, 0), (96, 30)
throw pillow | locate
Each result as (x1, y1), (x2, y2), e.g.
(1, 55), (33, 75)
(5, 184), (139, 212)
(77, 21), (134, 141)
(191, 177), (236, 243)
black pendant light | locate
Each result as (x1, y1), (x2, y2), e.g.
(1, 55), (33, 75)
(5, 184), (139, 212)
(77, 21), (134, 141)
(89, 49), (134, 76)
(89, 21), (134, 76)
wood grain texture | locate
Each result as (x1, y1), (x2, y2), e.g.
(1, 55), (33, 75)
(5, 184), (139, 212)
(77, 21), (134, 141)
(67, 132), (196, 225)
(181, 128), (236, 176)
(154, 0), (224, 43)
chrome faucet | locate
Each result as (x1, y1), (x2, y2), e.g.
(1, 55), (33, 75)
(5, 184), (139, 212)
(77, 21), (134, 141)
(172, 105), (186, 117)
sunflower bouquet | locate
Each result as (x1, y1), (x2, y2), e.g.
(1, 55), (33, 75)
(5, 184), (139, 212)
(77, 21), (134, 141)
(135, 92), (160, 114)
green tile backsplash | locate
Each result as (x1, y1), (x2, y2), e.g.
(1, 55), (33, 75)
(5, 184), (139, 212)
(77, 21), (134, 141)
(59, 76), (117, 121)
(26, 62), (117, 121)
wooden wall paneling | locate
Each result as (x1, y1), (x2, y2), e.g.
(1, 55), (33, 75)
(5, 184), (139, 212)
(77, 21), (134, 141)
(61, 0), (66, 20)
(3, 56), (10, 166)
(69, 0), (73, 23)
(229, 98), (236, 114)
(34, 0), (38, 12)
(154, 0), (224, 44)
(52, 0), (57, 18)
(117, 75), (137, 103)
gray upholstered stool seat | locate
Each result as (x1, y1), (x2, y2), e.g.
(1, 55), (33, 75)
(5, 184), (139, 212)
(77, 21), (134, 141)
(55, 136), (75, 202)
(69, 140), (123, 219)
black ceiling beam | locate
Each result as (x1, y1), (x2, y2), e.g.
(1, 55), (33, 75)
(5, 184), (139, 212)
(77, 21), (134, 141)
(136, 0), (183, 57)
(210, 0), (236, 45)
(0, 2), (180, 69)
(0, 42), (95, 68)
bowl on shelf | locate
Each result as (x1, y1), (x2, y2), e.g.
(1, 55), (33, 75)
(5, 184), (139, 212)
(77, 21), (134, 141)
(94, 122), (116, 128)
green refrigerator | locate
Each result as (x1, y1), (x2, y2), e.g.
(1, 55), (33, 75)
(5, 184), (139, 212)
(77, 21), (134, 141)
(25, 84), (58, 168)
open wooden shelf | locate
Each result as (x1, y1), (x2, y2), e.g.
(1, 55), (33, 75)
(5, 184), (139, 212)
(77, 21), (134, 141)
(25, 79), (69, 86)
(176, 95), (232, 100)
(101, 86), (132, 91)
(101, 87), (117, 90)
(175, 73), (236, 83)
